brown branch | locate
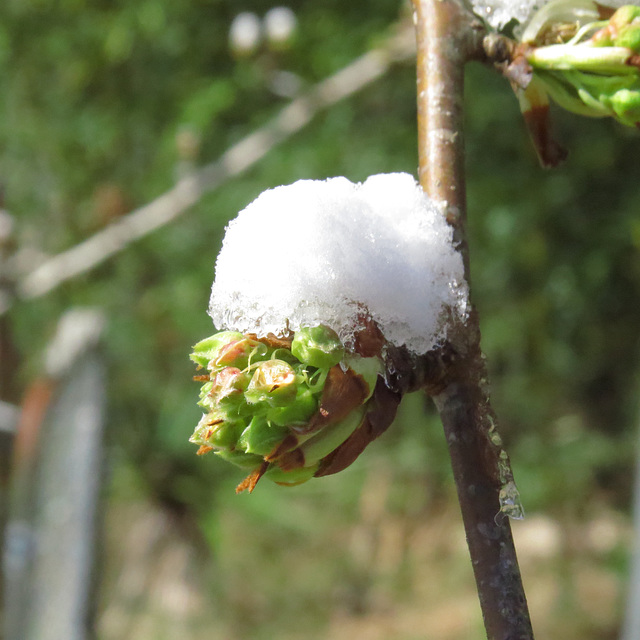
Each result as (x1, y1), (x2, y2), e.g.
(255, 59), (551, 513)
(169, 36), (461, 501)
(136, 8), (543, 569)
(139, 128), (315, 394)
(413, 0), (535, 638)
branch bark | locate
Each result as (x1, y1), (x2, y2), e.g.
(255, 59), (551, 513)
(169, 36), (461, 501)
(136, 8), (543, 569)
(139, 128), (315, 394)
(413, 0), (535, 637)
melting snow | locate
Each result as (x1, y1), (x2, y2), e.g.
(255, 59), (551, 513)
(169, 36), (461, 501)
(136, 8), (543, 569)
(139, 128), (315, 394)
(209, 173), (468, 354)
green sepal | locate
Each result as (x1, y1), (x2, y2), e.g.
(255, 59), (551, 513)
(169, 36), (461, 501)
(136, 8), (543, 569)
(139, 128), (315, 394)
(267, 386), (318, 427)
(561, 69), (640, 125)
(535, 71), (604, 117)
(294, 405), (366, 466)
(237, 415), (290, 456)
(610, 87), (640, 125)
(190, 331), (244, 368)
(576, 85), (614, 115)
(610, 5), (640, 26)
(197, 381), (215, 410)
(291, 325), (345, 369)
(190, 413), (246, 449)
(264, 463), (319, 485)
(534, 68), (640, 124)
(214, 449), (264, 469)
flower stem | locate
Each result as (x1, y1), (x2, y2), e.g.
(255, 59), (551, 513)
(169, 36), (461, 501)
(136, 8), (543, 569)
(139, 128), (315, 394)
(413, 0), (535, 637)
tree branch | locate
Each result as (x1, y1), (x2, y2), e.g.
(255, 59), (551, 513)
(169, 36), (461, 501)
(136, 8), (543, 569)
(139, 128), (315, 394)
(413, 0), (535, 637)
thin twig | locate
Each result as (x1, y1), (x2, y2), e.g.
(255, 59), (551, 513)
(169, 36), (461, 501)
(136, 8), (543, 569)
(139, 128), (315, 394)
(3, 24), (414, 314)
(413, 0), (535, 637)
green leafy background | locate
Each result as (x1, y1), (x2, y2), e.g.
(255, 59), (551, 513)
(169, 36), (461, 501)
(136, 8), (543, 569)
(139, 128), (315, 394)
(3, 1), (640, 638)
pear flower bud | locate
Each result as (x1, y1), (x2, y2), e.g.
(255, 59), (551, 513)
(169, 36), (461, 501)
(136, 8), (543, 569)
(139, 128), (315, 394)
(190, 331), (266, 370)
(190, 412), (244, 450)
(244, 360), (298, 407)
(191, 173), (468, 492)
(291, 325), (344, 369)
(596, 5), (640, 50)
(208, 367), (249, 408)
(190, 331), (245, 369)
(190, 326), (391, 493)
(520, 2), (640, 130)
(214, 336), (268, 369)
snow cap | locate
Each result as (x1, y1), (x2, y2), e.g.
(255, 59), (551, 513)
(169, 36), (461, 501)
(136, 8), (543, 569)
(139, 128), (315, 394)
(209, 173), (468, 355)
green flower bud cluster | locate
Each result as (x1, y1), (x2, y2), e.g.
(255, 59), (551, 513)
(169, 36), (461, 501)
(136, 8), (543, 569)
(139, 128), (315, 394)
(592, 5), (640, 50)
(189, 325), (382, 492)
(525, 4), (640, 127)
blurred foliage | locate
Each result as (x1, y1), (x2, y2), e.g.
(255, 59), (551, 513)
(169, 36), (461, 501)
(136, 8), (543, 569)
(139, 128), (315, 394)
(2, 0), (640, 638)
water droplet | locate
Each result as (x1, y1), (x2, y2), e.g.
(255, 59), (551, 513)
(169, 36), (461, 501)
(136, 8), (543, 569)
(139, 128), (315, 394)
(499, 480), (525, 520)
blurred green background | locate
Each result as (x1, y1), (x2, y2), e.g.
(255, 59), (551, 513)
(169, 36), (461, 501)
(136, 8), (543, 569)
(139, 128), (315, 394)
(2, 0), (640, 638)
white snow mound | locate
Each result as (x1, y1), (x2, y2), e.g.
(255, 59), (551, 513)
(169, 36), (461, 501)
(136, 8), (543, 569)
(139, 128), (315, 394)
(209, 173), (468, 355)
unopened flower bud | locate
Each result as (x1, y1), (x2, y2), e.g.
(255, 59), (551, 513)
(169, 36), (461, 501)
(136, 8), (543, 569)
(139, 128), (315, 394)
(610, 86), (640, 126)
(190, 413), (244, 450)
(245, 359), (298, 407)
(517, 2), (640, 141)
(214, 336), (268, 369)
(210, 367), (250, 407)
(191, 323), (396, 492)
(190, 331), (245, 368)
(609, 6), (640, 51)
(615, 25), (640, 52)
(291, 324), (344, 369)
